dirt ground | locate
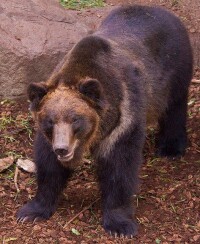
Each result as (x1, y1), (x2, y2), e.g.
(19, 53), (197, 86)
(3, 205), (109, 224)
(0, 1), (200, 243)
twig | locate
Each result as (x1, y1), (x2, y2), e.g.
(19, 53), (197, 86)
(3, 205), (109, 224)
(63, 198), (100, 228)
(2, 236), (5, 244)
(14, 166), (20, 193)
(192, 79), (200, 84)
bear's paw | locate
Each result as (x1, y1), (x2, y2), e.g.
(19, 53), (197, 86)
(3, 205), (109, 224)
(17, 200), (54, 223)
(103, 209), (138, 238)
(157, 135), (187, 158)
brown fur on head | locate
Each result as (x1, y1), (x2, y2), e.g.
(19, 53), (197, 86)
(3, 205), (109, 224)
(27, 78), (105, 168)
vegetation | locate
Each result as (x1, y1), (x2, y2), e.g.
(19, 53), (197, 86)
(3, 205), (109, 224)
(60, 0), (105, 10)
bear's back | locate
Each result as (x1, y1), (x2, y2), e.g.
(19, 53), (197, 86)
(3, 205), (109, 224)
(98, 5), (187, 45)
(94, 5), (193, 124)
(98, 6), (191, 67)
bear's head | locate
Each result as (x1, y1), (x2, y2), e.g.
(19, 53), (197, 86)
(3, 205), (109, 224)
(27, 78), (105, 167)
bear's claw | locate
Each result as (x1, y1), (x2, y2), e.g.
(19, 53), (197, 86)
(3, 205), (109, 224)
(108, 231), (135, 239)
(17, 200), (53, 224)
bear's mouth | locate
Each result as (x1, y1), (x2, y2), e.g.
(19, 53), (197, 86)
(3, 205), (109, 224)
(57, 150), (74, 162)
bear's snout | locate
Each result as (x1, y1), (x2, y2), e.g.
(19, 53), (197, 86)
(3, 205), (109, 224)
(54, 146), (75, 162)
(54, 148), (69, 157)
(52, 122), (77, 162)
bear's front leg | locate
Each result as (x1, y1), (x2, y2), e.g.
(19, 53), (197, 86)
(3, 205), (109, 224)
(17, 132), (73, 222)
(96, 127), (145, 237)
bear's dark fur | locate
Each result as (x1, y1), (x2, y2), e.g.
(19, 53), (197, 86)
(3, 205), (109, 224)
(17, 5), (193, 237)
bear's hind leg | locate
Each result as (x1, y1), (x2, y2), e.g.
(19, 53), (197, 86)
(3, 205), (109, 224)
(157, 94), (189, 157)
(17, 132), (72, 222)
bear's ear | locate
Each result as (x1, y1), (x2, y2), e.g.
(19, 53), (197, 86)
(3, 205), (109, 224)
(27, 82), (48, 111)
(79, 78), (105, 110)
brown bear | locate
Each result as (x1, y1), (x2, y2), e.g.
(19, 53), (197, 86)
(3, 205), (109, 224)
(17, 5), (193, 237)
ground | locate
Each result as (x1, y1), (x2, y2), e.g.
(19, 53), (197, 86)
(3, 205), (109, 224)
(0, 1), (200, 243)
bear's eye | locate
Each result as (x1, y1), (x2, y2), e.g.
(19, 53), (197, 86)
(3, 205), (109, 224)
(72, 116), (81, 124)
(72, 118), (78, 123)
(72, 116), (85, 135)
(41, 118), (54, 139)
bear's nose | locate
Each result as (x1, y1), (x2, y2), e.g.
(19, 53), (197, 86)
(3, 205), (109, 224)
(55, 148), (68, 157)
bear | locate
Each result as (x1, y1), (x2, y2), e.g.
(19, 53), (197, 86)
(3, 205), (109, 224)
(17, 5), (193, 237)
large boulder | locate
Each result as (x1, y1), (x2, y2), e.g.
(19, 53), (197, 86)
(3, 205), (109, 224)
(0, 0), (88, 99)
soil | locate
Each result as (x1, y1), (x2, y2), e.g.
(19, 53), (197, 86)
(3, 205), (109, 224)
(0, 1), (200, 243)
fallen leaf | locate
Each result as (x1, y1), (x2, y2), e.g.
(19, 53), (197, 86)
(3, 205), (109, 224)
(71, 228), (81, 236)
(193, 235), (200, 241)
(16, 159), (36, 173)
(0, 157), (14, 172)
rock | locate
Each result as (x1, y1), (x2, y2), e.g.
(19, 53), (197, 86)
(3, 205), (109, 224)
(0, 0), (88, 99)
